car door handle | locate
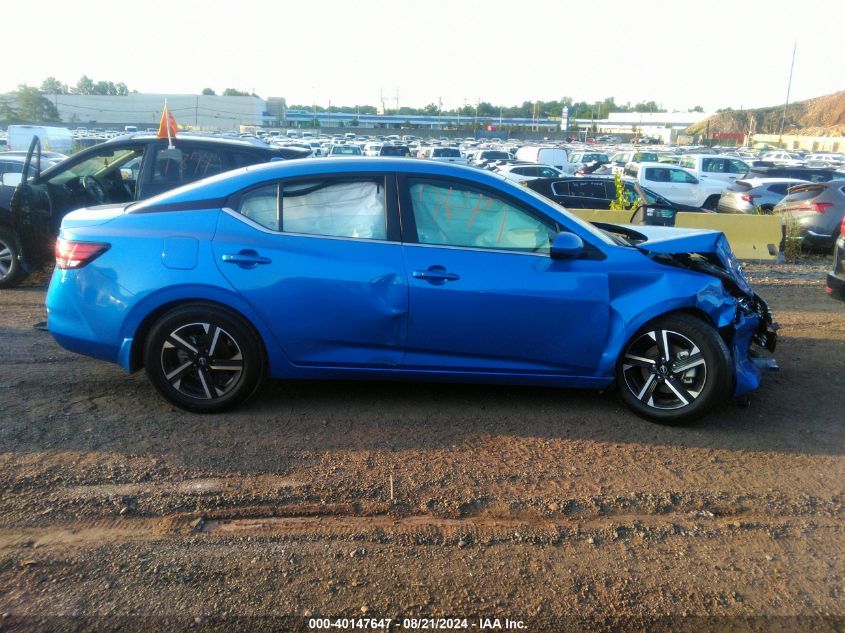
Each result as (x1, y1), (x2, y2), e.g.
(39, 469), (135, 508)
(412, 267), (460, 283)
(221, 250), (272, 267)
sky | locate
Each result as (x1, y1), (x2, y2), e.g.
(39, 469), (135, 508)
(6, 0), (844, 113)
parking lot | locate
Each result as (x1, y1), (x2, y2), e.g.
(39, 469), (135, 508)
(0, 261), (842, 631)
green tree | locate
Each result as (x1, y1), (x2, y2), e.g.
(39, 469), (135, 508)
(40, 77), (68, 94)
(201, 88), (216, 95)
(689, 105), (704, 112)
(115, 82), (128, 96)
(0, 97), (20, 123)
(74, 75), (95, 95)
(14, 85), (60, 122)
(222, 88), (250, 96)
(93, 81), (115, 95)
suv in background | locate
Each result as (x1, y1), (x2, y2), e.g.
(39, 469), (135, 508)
(419, 146), (468, 164)
(4, 134), (308, 288)
(608, 150), (659, 173)
(717, 178), (809, 214)
(677, 154), (749, 184)
(526, 176), (709, 212)
(773, 180), (845, 251)
(377, 144), (412, 157)
(623, 162), (725, 209)
(745, 166), (842, 183)
(496, 164), (565, 182)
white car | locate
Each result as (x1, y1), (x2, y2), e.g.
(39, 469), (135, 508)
(363, 142), (383, 157)
(496, 164), (564, 182)
(623, 162), (726, 209)
(677, 154), (750, 185)
(419, 147), (468, 165)
(514, 146), (570, 171)
(760, 151), (805, 167)
(608, 150), (660, 174)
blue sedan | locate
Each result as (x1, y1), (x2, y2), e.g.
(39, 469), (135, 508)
(44, 158), (777, 423)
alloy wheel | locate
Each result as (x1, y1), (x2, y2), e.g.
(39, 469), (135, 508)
(0, 237), (12, 280)
(160, 322), (244, 401)
(621, 328), (707, 411)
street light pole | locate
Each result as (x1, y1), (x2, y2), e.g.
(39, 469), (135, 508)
(779, 41), (797, 143)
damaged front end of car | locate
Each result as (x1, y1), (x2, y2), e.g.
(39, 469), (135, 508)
(598, 223), (779, 397)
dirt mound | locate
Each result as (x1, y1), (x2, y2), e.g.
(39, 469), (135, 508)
(687, 91), (845, 136)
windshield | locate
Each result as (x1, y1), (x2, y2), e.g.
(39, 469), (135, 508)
(432, 148), (461, 157)
(379, 146), (409, 156)
(331, 146), (362, 155)
(47, 148), (144, 185)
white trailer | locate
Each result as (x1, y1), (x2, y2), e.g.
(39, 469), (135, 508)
(6, 125), (73, 153)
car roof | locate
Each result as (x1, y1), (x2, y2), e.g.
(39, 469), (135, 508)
(104, 132), (277, 149)
(131, 158), (551, 212)
(737, 178), (811, 185)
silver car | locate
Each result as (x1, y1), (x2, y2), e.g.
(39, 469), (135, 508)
(717, 178), (809, 214)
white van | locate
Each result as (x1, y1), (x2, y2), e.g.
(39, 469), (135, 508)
(514, 146), (570, 172)
(6, 125), (73, 153)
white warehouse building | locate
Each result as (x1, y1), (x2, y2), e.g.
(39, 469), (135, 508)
(44, 93), (276, 130)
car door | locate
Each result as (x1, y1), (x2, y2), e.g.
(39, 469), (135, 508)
(667, 168), (701, 206)
(11, 141), (148, 268)
(398, 175), (610, 374)
(642, 166), (678, 202)
(213, 173), (408, 368)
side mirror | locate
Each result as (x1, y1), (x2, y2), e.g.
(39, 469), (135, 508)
(550, 231), (584, 260)
(2, 172), (23, 187)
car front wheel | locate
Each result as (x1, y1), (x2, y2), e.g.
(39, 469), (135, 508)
(0, 226), (27, 289)
(143, 303), (264, 413)
(617, 313), (732, 424)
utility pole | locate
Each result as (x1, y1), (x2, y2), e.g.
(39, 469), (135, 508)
(779, 41), (797, 143)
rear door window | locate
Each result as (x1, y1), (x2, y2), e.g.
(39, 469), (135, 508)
(644, 167), (670, 182)
(568, 180), (608, 200)
(234, 177), (387, 240)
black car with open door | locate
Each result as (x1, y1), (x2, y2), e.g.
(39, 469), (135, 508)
(4, 134), (308, 288)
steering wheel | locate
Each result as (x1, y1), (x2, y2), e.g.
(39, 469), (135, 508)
(81, 175), (108, 204)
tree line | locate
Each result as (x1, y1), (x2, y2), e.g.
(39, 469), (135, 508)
(287, 98), (705, 119)
(2, 78), (706, 125)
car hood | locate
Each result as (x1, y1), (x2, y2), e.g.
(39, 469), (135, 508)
(599, 223), (753, 296)
(60, 203), (130, 229)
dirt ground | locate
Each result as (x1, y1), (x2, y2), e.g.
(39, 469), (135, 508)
(0, 261), (842, 633)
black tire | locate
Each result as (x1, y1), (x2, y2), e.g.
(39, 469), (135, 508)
(703, 195), (720, 211)
(0, 226), (27, 289)
(616, 313), (732, 424)
(143, 303), (265, 413)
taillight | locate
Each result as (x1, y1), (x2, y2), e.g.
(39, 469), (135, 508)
(840, 216), (845, 238)
(809, 202), (832, 213)
(740, 194), (758, 203)
(54, 238), (109, 269)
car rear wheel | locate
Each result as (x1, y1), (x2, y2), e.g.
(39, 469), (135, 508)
(703, 195), (720, 211)
(0, 226), (27, 289)
(617, 313), (732, 424)
(143, 303), (264, 413)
